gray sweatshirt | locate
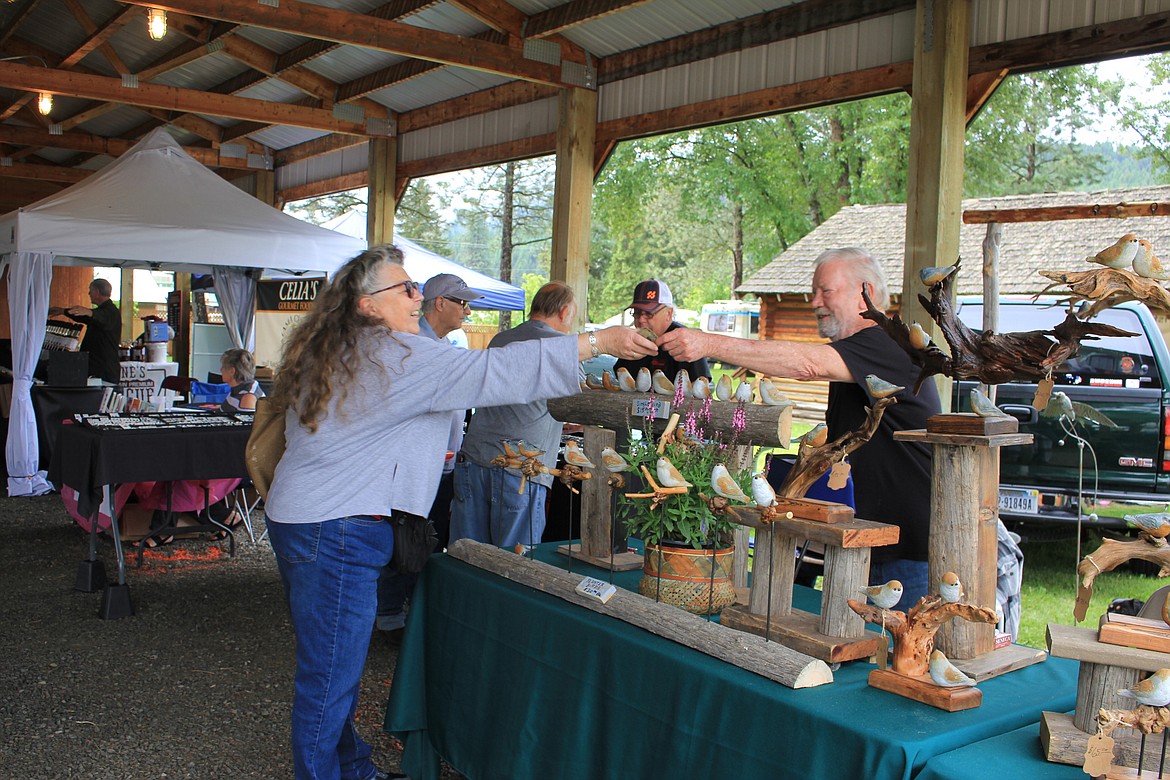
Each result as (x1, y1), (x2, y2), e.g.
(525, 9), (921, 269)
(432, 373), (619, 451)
(265, 330), (580, 523)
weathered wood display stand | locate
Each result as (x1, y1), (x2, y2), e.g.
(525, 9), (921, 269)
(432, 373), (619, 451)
(447, 538), (834, 689)
(894, 413), (1047, 680)
(1042, 623), (1170, 769)
(546, 391), (793, 572)
(720, 500), (899, 663)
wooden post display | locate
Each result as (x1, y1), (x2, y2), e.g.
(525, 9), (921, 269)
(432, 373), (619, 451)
(1042, 623), (1170, 769)
(546, 391), (793, 572)
(720, 503), (899, 664)
(895, 419), (1047, 680)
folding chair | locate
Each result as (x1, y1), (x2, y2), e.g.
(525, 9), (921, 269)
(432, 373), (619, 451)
(229, 479), (264, 544)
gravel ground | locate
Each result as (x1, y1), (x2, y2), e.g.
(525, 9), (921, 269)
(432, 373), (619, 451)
(0, 493), (425, 780)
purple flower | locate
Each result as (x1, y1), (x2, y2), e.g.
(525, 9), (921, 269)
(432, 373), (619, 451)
(732, 403), (747, 436)
(673, 374), (686, 407)
(700, 396), (713, 422)
(684, 409), (698, 438)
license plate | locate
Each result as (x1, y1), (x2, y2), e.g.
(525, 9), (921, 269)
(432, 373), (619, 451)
(999, 488), (1039, 515)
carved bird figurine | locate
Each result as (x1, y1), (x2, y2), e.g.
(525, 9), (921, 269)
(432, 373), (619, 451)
(1118, 668), (1170, 707)
(656, 456), (692, 488)
(600, 447), (630, 473)
(715, 374), (733, 401)
(710, 464), (750, 502)
(652, 369), (675, 395)
(801, 423), (828, 449)
(1133, 239), (1170, 280)
(929, 650), (977, 688)
(616, 367), (638, 392)
(734, 379), (753, 403)
(636, 367), (652, 393)
(1041, 391), (1076, 422)
(860, 580), (903, 610)
(601, 371), (621, 392)
(516, 440), (545, 458)
(692, 376), (713, 399)
(939, 571), (964, 604)
(1125, 512), (1170, 539)
(1085, 233), (1140, 269)
(584, 373), (604, 390)
(759, 377), (788, 406)
(970, 388), (1009, 418)
(919, 263), (959, 287)
(865, 374), (904, 399)
(751, 473), (777, 508)
(908, 322), (931, 350)
(501, 440), (521, 459)
(563, 440), (595, 469)
(675, 371), (692, 398)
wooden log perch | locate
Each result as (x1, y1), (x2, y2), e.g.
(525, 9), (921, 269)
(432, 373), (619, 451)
(848, 596), (997, 677)
(860, 261), (1138, 393)
(447, 539), (834, 689)
(1040, 267), (1170, 319)
(1073, 537), (1170, 622)
(775, 396), (895, 500)
(1099, 705), (1170, 737)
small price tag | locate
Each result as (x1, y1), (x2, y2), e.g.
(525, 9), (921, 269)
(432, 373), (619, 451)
(1082, 732), (1114, 776)
(632, 398), (671, 420)
(873, 640), (889, 669)
(575, 576), (617, 604)
(1033, 376), (1054, 412)
(827, 461), (851, 490)
(1074, 583), (1094, 623)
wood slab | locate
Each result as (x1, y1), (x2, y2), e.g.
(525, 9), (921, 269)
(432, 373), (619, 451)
(1042, 710), (1170, 769)
(771, 496), (854, 524)
(554, 543), (643, 572)
(867, 667), (982, 711)
(894, 428), (1033, 448)
(725, 506), (898, 549)
(1099, 613), (1170, 654)
(1048, 623), (1170, 672)
(720, 605), (881, 664)
(950, 643), (1049, 682)
(927, 412), (1019, 436)
(449, 540), (833, 688)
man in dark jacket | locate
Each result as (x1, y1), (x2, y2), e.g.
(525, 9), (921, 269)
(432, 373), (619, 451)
(614, 279), (710, 384)
(50, 278), (120, 384)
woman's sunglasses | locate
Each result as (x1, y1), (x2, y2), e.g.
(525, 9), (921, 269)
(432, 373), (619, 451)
(368, 279), (421, 297)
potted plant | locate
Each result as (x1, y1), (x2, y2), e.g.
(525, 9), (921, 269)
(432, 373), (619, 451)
(619, 392), (754, 615)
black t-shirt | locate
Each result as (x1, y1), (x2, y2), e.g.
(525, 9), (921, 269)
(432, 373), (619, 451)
(71, 299), (121, 384)
(614, 321), (711, 383)
(827, 326), (940, 561)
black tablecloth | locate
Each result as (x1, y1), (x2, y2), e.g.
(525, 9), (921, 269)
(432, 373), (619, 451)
(32, 386), (105, 467)
(48, 422), (252, 519)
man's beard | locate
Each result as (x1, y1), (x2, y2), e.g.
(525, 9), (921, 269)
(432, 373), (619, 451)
(815, 309), (840, 340)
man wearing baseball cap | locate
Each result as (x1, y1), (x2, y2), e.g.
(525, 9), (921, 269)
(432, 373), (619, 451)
(614, 279), (711, 384)
(376, 271), (483, 641)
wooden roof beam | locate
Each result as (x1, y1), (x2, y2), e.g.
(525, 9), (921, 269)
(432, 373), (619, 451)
(0, 0), (45, 49)
(58, 2), (139, 70)
(964, 69), (1006, 125)
(0, 61), (374, 135)
(123, 0), (585, 89)
(444, 0), (588, 62)
(0, 160), (91, 183)
(0, 124), (265, 171)
(527, 0), (653, 38)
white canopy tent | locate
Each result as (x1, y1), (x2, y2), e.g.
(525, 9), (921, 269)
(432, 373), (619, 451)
(0, 128), (364, 496)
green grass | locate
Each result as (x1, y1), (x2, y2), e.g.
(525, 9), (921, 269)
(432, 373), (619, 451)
(1016, 530), (1162, 649)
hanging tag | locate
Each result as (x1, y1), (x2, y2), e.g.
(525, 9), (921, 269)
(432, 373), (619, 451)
(874, 639), (889, 669)
(1082, 732), (1114, 776)
(827, 460), (851, 491)
(1033, 376), (1054, 412)
(1074, 583), (1094, 624)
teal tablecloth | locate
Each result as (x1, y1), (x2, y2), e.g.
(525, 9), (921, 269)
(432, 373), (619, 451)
(917, 723), (1082, 780)
(384, 544), (1078, 780)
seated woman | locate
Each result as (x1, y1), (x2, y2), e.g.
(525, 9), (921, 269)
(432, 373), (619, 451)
(219, 347), (265, 413)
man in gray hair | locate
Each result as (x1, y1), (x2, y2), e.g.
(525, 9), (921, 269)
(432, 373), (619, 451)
(659, 247), (940, 608)
(49, 278), (120, 384)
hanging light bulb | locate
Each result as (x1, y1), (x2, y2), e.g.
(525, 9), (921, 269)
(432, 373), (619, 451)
(147, 7), (167, 40)
(37, 91), (52, 115)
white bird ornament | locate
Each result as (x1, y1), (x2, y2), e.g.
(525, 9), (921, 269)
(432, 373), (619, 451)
(919, 263), (959, 287)
(929, 650), (977, 688)
(759, 377), (788, 406)
(676, 371), (692, 398)
(865, 374), (904, 399)
(734, 380), (753, 403)
(652, 370), (675, 395)
(563, 440), (595, 469)
(615, 367), (638, 392)
(636, 367), (652, 393)
(692, 376), (713, 399)
(710, 464), (750, 502)
(1133, 238), (1170, 280)
(1086, 233), (1139, 269)
(939, 571), (964, 604)
(860, 579), (903, 610)
(908, 322), (931, 350)
(715, 374), (733, 401)
(600, 447), (629, 473)
(751, 473), (777, 508)
(801, 423), (828, 449)
(969, 388), (1009, 418)
(656, 456), (692, 488)
(1118, 668), (1170, 707)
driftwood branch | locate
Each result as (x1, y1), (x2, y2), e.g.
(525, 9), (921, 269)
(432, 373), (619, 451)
(1099, 705), (1170, 737)
(860, 261), (1138, 393)
(775, 396), (896, 499)
(848, 597), (997, 676)
(1074, 537), (1170, 622)
(1040, 267), (1170, 319)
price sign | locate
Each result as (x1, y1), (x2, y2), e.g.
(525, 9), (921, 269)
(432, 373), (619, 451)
(632, 398), (671, 420)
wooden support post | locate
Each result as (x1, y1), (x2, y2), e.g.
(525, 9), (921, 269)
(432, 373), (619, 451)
(119, 270), (135, 343)
(732, 525), (750, 593)
(367, 136), (397, 246)
(579, 426), (614, 559)
(550, 88), (596, 330)
(254, 170), (276, 207)
(748, 527), (798, 618)
(820, 545), (870, 639)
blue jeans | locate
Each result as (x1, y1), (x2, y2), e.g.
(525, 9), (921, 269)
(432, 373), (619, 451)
(869, 558), (929, 611)
(268, 516), (394, 780)
(449, 460), (547, 548)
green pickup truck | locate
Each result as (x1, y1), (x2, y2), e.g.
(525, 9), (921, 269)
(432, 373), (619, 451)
(955, 297), (1170, 530)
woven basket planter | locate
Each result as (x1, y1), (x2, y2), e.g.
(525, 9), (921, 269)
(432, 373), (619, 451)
(639, 542), (735, 616)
